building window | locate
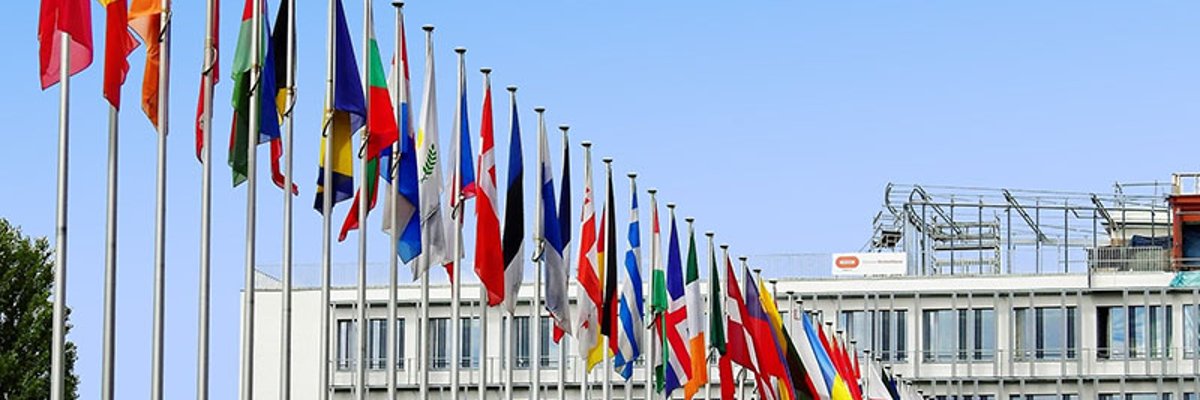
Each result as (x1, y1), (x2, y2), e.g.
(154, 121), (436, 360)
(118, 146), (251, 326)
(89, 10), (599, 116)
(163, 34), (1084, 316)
(1099, 394), (1172, 400)
(429, 318), (450, 370)
(395, 319), (406, 369)
(1013, 307), (1077, 360)
(336, 320), (356, 370)
(1186, 305), (1199, 359)
(1097, 305), (1172, 359)
(922, 308), (994, 362)
(366, 319), (387, 369)
(1010, 395), (1077, 400)
(513, 316), (532, 369)
(935, 396), (993, 400)
(460, 317), (481, 369)
(540, 317), (561, 368)
(839, 310), (908, 361)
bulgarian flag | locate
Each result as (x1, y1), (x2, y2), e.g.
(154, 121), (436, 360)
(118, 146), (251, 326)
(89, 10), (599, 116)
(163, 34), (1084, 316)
(337, 4), (399, 241)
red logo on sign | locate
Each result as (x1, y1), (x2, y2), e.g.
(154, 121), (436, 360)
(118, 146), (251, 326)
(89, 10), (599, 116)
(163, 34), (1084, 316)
(835, 256), (860, 269)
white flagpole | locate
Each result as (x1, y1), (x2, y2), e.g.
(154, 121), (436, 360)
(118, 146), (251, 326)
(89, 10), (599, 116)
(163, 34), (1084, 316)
(281, 0), (298, 398)
(388, 4), (405, 400)
(625, 172), (639, 400)
(319, 1), (338, 399)
(49, 28), (71, 400)
(644, 189), (657, 400)
(602, 157), (614, 400)
(479, 67), (493, 400)
(152, 1), (172, 399)
(703, 231), (715, 400)
(101, 45), (120, 400)
(582, 141), (595, 400)
(532, 106), (548, 400)
(504, 85), (518, 400)
(356, 2), (373, 400)
(239, 0), (260, 396)
(416, 28), (435, 400)
(196, 0), (217, 399)
(558, 124), (571, 400)
(450, 46), (468, 400)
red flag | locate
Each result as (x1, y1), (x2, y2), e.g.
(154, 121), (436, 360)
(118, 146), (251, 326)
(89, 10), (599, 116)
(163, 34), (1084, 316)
(38, 0), (93, 90)
(474, 72), (504, 306)
(101, 0), (137, 108)
(719, 353), (735, 400)
(724, 253), (758, 373)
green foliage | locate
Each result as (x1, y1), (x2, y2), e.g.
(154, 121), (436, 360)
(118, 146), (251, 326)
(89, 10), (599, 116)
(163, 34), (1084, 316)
(0, 219), (78, 400)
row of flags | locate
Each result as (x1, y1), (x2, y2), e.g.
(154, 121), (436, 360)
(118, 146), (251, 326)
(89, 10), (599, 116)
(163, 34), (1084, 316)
(37, 1), (935, 399)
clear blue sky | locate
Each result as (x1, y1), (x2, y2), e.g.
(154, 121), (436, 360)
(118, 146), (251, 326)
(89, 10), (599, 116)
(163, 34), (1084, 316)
(2, 1), (1198, 399)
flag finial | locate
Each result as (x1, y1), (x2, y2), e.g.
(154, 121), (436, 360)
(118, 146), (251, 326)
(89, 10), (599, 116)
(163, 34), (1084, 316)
(480, 67), (492, 74)
(666, 202), (676, 209)
(455, 47), (466, 54)
(422, 25), (434, 32)
(705, 231), (714, 237)
(685, 216), (694, 223)
(558, 124), (569, 132)
(506, 85), (517, 92)
(534, 106), (546, 113)
(602, 157), (613, 164)
(393, 1), (404, 8)
(647, 188), (657, 194)
(738, 256), (747, 262)
(627, 172), (637, 178)
(719, 243), (728, 249)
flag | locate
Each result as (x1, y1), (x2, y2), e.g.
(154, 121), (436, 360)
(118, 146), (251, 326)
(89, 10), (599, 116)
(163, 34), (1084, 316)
(380, 9), (421, 264)
(575, 144), (603, 371)
(710, 241), (730, 398)
(450, 51), (476, 207)
(499, 89), (524, 313)
(128, 0), (162, 126)
(230, 0), (296, 193)
(648, 193), (667, 391)
(538, 113), (571, 337)
(313, 0), (363, 213)
(599, 163), (619, 342)
(760, 278), (818, 400)
(661, 208), (692, 398)
(723, 253), (758, 374)
(553, 129), (572, 344)
(682, 222), (708, 399)
(866, 364), (891, 400)
(39, 0), (93, 90)
(473, 71), (503, 306)
(803, 311), (853, 400)
(614, 178), (643, 379)
(795, 311), (833, 400)
(101, 0), (136, 108)
(743, 266), (789, 396)
(194, 0), (219, 161)
(337, 4), (400, 241)
(885, 368), (901, 400)
(412, 24), (450, 277)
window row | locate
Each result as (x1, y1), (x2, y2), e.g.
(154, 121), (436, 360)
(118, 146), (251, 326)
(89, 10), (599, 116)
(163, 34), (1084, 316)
(334, 316), (562, 371)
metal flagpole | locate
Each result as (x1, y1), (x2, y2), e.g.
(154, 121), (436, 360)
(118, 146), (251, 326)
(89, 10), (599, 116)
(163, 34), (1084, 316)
(645, 188), (658, 400)
(480, 67), (493, 400)
(558, 124), (571, 400)
(450, 46), (467, 400)
(602, 158), (613, 400)
(196, 0), (217, 399)
(152, 1), (172, 399)
(281, 0), (298, 397)
(319, 0), (339, 399)
(737, 257), (748, 400)
(504, 85), (518, 400)
(625, 172), (639, 400)
(418, 24), (436, 400)
(101, 66), (119, 400)
(388, 4), (404, 400)
(356, 2), (373, 399)
(532, 106), (547, 400)
(50, 28), (71, 400)
(703, 232), (714, 400)
(753, 267), (765, 400)
(239, 0), (260, 396)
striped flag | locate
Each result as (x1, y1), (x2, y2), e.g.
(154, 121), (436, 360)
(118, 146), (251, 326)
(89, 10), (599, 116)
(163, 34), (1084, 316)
(683, 221), (708, 399)
(723, 252), (760, 375)
(473, 71), (504, 306)
(661, 207), (692, 398)
(647, 193), (667, 391)
(337, 3), (399, 241)
(101, 0), (136, 108)
(599, 162), (619, 343)
(538, 112), (571, 336)
(744, 266), (790, 399)
(312, 0), (362, 214)
(499, 88), (524, 314)
(412, 25), (450, 277)
(450, 51), (476, 207)
(38, 0), (93, 90)
(229, 0), (295, 193)
(614, 178), (643, 379)
(795, 310), (832, 399)
(575, 144), (603, 370)
(380, 9), (422, 265)
(554, 128), (572, 343)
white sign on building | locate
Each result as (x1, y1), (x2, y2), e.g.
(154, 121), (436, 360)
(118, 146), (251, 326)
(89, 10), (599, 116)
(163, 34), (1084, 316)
(830, 252), (907, 276)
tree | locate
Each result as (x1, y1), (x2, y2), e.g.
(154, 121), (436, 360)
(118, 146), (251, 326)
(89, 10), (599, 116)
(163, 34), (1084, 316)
(0, 218), (78, 400)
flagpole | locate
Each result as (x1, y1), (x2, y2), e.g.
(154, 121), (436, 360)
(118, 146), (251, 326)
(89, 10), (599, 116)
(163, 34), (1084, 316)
(152, 1), (172, 399)
(450, 46), (468, 400)
(388, 4), (405, 400)
(196, 0), (217, 398)
(532, 106), (548, 400)
(418, 28), (438, 400)
(558, 124), (572, 400)
(703, 231), (715, 400)
(281, 0), (298, 397)
(479, 67), (494, 400)
(505, 84), (519, 400)
(49, 28), (71, 400)
(319, 1), (339, 399)
(101, 78), (119, 400)
(582, 140), (595, 400)
(738, 256), (749, 400)
(752, 268), (765, 400)
(356, 2), (373, 399)
(645, 188), (658, 400)
(602, 157), (614, 400)
(239, 0), (260, 396)
(625, 171), (640, 400)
